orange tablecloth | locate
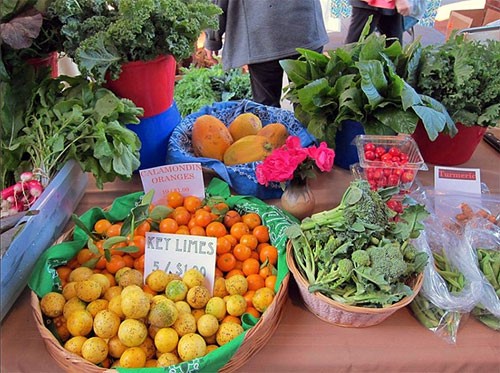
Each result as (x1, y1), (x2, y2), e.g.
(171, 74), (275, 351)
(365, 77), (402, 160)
(1, 130), (499, 373)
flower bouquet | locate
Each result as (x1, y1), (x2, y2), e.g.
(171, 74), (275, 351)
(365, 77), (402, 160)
(256, 136), (335, 219)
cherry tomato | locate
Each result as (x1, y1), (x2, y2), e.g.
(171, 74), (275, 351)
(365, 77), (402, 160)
(387, 174), (400, 186)
(364, 142), (376, 152)
(381, 153), (393, 162)
(399, 153), (409, 164)
(391, 156), (401, 164)
(401, 171), (415, 183)
(388, 147), (400, 157)
(364, 150), (376, 161)
(375, 146), (386, 158)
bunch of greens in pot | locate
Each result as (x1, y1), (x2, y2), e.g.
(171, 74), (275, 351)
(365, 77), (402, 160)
(280, 24), (456, 148)
(174, 63), (251, 117)
(48, 0), (222, 82)
(1, 70), (144, 190)
(286, 179), (429, 307)
(415, 34), (500, 129)
(0, 0), (64, 78)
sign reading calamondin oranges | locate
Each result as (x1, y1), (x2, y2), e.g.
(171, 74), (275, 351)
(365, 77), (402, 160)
(139, 162), (205, 205)
(144, 232), (217, 294)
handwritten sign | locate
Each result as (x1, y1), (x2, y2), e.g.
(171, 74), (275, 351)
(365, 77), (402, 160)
(139, 163), (205, 204)
(434, 166), (481, 194)
(144, 232), (217, 293)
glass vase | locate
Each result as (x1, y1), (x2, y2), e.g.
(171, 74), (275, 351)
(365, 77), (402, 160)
(280, 178), (316, 220)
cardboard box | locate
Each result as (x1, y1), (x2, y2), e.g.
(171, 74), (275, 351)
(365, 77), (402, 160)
(446, 7), (500, 40)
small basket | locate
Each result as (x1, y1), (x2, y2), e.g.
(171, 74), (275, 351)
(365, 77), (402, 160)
(31, 225), (290, 372)
(286, 241), (423, 327)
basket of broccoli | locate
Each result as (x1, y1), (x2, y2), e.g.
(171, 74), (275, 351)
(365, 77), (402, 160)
(285, 180), (428, 327)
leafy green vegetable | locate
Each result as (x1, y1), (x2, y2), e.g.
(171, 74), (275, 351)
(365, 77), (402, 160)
(1, 71), (144, 189)
(174, 63), (252, 117)
(286, 180), (429, 307)
(416, 34), (500, 128)
(48, 0), (222, 82)
(280, 23), (456, 147)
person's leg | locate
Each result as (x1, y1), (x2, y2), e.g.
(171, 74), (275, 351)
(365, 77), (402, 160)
(377, 13), (404, 43)
(345, 7), (380, 44)
(247, 59), (284, 107)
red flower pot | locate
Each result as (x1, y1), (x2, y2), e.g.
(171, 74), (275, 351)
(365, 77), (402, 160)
(104, 54), (176, 118)
(412, 122), (487, 166)
(26, 52), (58, 77)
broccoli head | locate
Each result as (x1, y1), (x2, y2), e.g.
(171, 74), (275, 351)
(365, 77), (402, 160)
(366, 242), (407, 284)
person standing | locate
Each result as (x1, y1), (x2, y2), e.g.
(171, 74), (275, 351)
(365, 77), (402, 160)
(345, 0), (411, 44)
(204, 0), (329, 108)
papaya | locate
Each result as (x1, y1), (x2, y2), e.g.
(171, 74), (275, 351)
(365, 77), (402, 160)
(228, 113), (263, 141)
(223, 135), (273, 166)
(192, 115), (234, 161)
(256, 122), (289, 150)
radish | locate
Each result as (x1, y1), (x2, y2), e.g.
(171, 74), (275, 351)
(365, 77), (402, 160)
(19, 171), (33, 182)
(23, 180), (44, 198)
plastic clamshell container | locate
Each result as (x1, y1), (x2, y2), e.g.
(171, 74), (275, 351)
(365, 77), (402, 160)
(353, 134), (428, 192)
(1, 160), (88, 321)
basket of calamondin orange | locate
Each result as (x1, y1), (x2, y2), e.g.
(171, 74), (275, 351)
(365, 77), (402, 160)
(29, 178), (293, 372)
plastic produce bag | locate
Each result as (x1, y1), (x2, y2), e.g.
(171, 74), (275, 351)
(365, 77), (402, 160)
(464, 220), (500, 330)
(166, 99), (316, 200)
(410, 215), (485, 343)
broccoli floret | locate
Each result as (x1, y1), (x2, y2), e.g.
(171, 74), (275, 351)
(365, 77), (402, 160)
(366, 242), (407, 284)
(352, 249), (370, 267)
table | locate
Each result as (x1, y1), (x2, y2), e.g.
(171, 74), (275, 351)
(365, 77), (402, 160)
(1, 131), (499, 373)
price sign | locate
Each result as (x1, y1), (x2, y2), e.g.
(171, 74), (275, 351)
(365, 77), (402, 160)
(139, 162), (205, 204)
(434, 166), (481, 194)
(144, 232), (217, 293)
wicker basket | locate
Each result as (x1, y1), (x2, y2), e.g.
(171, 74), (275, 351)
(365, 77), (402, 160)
(286, 241), (423, 328)
(31, 226), (290, 372)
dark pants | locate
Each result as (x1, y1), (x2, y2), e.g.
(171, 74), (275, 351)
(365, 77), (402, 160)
(247, 47), (323, 108)
(345, 7), (403, 44)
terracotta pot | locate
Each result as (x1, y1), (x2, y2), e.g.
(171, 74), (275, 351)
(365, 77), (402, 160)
(280, 178), (315, 220)
(104, 54), (176, 118)
(412, 122), (487, 166)
(26, 51), (58, 77)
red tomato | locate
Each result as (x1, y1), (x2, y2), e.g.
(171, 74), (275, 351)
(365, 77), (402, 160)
(364, 142), (376, 152)
(401, 171), (415, 183)
(388, 147), (400, 157)
(375, 146), (386, 158)
(364, 150), (376, 161)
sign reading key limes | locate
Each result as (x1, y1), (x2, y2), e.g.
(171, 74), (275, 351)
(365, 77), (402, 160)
(144, 232), (217, 294)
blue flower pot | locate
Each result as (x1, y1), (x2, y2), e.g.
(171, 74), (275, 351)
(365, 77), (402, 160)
(128, 101), (181, 170)
(334, 120), (365, 170)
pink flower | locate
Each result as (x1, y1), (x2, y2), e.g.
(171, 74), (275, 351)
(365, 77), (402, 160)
(256, 135), (335, 186)
(309, 142), (335, 172)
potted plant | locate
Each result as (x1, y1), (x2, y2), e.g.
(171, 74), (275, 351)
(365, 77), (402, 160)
(48, 0), (222, 117)
(1, 0), (64, 77)
(280, 23), (456, 169)
(411, 33), (500, 165)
